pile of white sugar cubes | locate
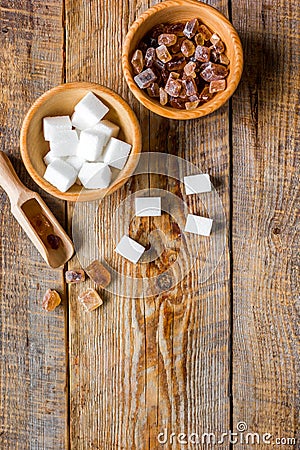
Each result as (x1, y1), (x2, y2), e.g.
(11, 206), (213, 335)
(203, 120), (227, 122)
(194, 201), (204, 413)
(115, 173), (213, 264)
(43, 92), (132, 192)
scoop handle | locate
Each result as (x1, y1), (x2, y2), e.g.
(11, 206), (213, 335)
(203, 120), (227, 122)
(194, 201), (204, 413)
(0, 151), (29, 204)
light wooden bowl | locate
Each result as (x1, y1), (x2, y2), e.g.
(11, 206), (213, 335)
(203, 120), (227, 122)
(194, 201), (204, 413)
(122, 0), (243, 120)
(20, 82), (142, 202)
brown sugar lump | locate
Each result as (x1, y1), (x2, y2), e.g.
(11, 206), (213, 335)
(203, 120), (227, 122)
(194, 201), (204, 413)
(194, 33), (205, 46)
(65, 270), (86, 284)
(219, 53), (230, 65)
(165, 72), (182, 97)
(166, 55), (186, 71)
(145, 47), (156, 67)
(213, 39), (225, 54)
(185, 100), (200, 110)
(78, 288), (103, 312)
(181, 39), (195, 57)
(184, 61), (197, 77)
(42, 289), (61, 311)
(131, 49), (144, 74)
(200, 62), (228, 82)
(158, 33), (177, 46)
(182, 77), (197, 96)
(30, 213), (51, 236)
(198, 24), (212, 40)
(85, 260), (111, 288)
(134, 68), (157, 88)
(209, 79), (226, 93)
(155, 44), (172, 63)
(147, 82), (160, 98)
(159, 88), (168, 105)
(183, 18), (199, 39)
(195, 45), (211, 62)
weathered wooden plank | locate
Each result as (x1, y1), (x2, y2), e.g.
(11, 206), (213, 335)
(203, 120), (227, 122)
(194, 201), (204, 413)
(67, 180), (151, 449)
(0, 2), (67, 449)
(66, 0), (151, 447)
(232, 0), (300, 446)
(147, 101), (231, 448)
(66, 0), (231, 448)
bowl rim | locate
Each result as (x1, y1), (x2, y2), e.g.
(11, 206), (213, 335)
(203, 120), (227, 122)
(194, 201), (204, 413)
(20, 82), (142, 202)
(122, 0), (243, 120)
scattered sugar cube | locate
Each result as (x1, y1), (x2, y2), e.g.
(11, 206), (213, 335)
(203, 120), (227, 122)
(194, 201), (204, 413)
(78, 162), (112, 189)
(135, 197), (161, 217)
(74, 92), (109, 128)
(43, 116), (72, 141)
(66, 155), (86, 171)
(103, 137), (131, 169)
(85, 260), (111, 287)
(184, 214), (213, 237)
(49, 130), (79, 157)
(115, 235), (145, 264)
(77, 129), (107, 161)
(43, 151), (62, 166)
(65, 269), (85, 284)
(42, 289), (61, 311)
(78, 288), (103, 311)
(44, 159), (78, 193)
(184, 173), (212, 195)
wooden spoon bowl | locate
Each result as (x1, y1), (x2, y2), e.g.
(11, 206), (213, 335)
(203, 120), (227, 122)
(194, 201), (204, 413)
(122, 0), (243, 119)
(0, 151), (74, 268)
(20, 82), (142, 202)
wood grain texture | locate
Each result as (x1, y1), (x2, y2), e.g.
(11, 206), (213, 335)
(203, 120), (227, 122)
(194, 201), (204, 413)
(66, 0), (231, 448)
(1, 0), (299, 448)
(66, 1), (151, 447)
(145, 101), (231, 448)
(232, 0), (300, 446)
(0, 1), (68, 449)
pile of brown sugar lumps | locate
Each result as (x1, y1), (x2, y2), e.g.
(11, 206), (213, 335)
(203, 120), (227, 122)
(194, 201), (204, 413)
(131, 18), (230, 110)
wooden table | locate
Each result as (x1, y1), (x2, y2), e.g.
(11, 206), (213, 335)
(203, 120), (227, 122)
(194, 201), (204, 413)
(1, 0), (299, 448)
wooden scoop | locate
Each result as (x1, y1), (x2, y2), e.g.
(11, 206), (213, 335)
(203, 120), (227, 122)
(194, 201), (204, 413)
(0, 151), (74, 268)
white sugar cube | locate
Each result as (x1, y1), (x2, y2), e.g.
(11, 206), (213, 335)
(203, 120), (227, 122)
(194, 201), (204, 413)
(43, 151), (62, 166)
(92, 120), (120, 145)
(78, 120), (120, 161)
(66, 155), (85, 172)
(71, 111), (92, 131)
(103, 137), (131, 169)
(74, 92), (109, 128)
(78, 162), (112, 189)
(44, 159), (77, 193)
(115, 235), (145, 264)
(184, 174), (211, 195)
(184, 214), (213, 237)
(49, 130), (79, 157)
(77, 129), (107, 161)
(43, 116), (72, 141)
(135, 197), (161, 217)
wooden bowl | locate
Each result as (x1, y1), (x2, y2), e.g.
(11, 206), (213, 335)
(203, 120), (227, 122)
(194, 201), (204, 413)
(20, 82), (142, 202)
(122, 0), (243, 120)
